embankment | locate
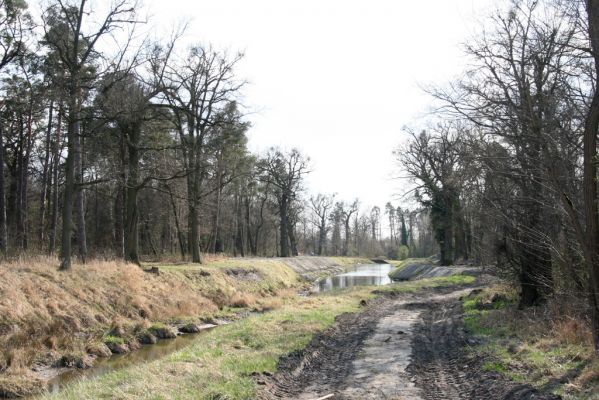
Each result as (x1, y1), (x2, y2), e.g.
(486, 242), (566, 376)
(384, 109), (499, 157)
(389, 260), (481, 281)
(0, 255), (362, 397)
(278, 256), (369, 280)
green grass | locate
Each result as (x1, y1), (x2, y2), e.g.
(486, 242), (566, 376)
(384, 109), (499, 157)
(103, 335), (125, 346)
(327, 256), (371, 266)
(41, 275), (472, 400)
(42, 288), (371, 400)
(461, 288), (599, 399)
(462, 295), (511, 337)
(483, 361), (508, 373)
(377, 274), (475, 295)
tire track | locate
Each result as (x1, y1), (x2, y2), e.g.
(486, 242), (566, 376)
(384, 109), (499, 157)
(259, 285), (562, 400)
(408, 297), (561, 400)
(258, 296), (400, 399)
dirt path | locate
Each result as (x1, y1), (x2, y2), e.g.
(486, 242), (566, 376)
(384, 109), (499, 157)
(259, 285), (561, 400)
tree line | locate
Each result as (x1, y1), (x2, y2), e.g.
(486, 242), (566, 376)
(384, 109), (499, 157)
(0, 0), (438, 269)
(399, 0), (599, 351)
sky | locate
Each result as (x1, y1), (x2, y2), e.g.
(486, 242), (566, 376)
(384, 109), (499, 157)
(144, 0), (497, 210)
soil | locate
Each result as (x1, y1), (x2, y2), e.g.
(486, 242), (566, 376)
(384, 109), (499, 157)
(258, 283), (561, 400)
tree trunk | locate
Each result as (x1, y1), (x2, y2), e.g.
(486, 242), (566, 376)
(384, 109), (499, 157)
(517, 177), (553, 307)
(343, 216), (351, 256)
(15, 115), (24, 248)
(244, 196), (257, 256)
(49, 103), (63, 254)
(440, 221), (454, 266)
(0, 119), (7, 254)
(188, 202), (201, 262)
(168, 187), (186, 259)
(317, 218), (326, 256)
(39, 100), (54, 244)
(123, 125), (141, 265)
(438, 192), (454, 266)
(74, 130), (87, 262)
(186, 168), (202, 263)
(114, 187), (124, 257)
(288, 219), (298, 256)
(583, 0), (599, 352)
(279, 194), (289, 257)
(211, 161), (223, 253)
(142, 212), (158, 257)
(235, 192), (244, 257)
(454, 207), (466, 261)
(60, 84), (80, 270)
(17, 109), (34, 251)
(124, 188), (140, 264)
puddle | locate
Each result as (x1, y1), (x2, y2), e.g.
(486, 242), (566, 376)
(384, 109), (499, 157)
(41, 328), (213, 396)
(315, 263), (393, 292)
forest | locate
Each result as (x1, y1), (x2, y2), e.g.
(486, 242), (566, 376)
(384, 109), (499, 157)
(399, 0), (599, 350)
(0, 0), (434, 268)
(2, 0), (599, 398)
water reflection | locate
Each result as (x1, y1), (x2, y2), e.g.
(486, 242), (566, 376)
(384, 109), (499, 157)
(316, 263), (393, 292)
(43, 330), (209, 395)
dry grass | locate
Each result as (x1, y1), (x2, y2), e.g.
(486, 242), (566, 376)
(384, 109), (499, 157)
(463, 287), (599, 399)
(552, 318), (593, 347)
(0, 255), (302, 383)
(574, 360), (599, 387)
(0, 257), (217, 371)
(228, 292), (257, 308)
(327, 256), (371, 266)
(41, 286), (377, 400)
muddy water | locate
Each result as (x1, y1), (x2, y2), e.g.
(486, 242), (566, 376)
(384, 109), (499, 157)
(315, 263), (393, 292)
(43, 329), (211, 395)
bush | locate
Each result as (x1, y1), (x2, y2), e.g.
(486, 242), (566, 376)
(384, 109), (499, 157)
(398, 245), (410, 260)
(386, 245), (410, 260)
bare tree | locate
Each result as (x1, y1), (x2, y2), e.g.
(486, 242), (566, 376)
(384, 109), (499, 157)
(399, 125), (468, 265)
(159, 45), (243, 263)
(258, 148), (309, 257)
(341, 199), (358, 256)
(579, 0), (599, 352)
(309, 193), (335, 255)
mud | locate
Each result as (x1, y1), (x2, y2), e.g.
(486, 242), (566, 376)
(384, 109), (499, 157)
(409, 297), (560, 400)
(259, 284), (561, 400)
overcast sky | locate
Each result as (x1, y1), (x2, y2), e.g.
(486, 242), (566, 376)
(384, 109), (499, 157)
(146, 0), (497, 211)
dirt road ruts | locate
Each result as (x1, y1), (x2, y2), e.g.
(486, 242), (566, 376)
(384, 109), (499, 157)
(409, 297), (560, 400)
(259, 284), (561, 400)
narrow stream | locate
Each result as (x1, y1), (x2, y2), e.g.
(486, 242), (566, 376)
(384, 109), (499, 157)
(38, 263), (394, 396)
(315, 263), (393, 292)
(42, 329), (212, 395)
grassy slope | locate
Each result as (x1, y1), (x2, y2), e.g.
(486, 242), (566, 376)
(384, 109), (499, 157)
(0, 257), (303, 381)
(327, 256), (371, 266)
(463, 287), (599, 400)
(41, 275), (476, 400)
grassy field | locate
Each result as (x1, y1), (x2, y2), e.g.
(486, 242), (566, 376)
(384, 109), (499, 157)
(39, 275), (476, 400)
(462, 287), (599, 399)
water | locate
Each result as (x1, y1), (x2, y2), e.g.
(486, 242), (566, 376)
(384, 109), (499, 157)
(42, 329), (212, 395)
(315, 263), (393, 292)
(38, 264), (393, 396)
